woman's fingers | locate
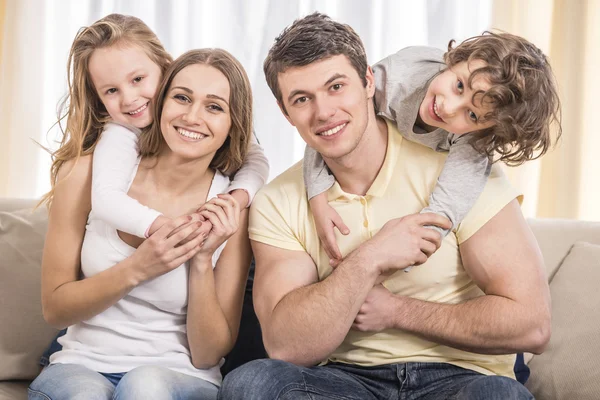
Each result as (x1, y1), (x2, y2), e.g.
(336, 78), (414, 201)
(177, 224), (209, 246)
(201, 195), (240, 234)
(211, 195), (240, 227)
(165, 221), (202, 248)
(154, 215), (194, 241)
(191, 195), (241, 257)
(217, 194), (240, 225)
(199, 209), (224, 234)
(168, 234), (206, 267)
(200, 203), (229, 230)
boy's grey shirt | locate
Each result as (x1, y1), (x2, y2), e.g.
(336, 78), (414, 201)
(303, 46), (492, 237)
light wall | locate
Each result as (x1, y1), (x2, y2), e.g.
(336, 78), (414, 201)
(0, 0), (6, 195)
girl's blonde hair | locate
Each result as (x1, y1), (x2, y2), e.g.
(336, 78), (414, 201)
(40, 14), (172, 207)
(139, 49), (253, 176)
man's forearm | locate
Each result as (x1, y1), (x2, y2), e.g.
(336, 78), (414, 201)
(265, 248), (379, 366)
(390, 293), (551, 355)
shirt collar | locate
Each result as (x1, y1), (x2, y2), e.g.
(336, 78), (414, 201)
(327, 119), (402, 201)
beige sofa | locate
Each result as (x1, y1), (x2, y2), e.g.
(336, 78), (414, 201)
(1, 198), (599, 400)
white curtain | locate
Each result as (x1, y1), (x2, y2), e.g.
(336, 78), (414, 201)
(0, 0), (491, 198)
(493, 0), (600, 222)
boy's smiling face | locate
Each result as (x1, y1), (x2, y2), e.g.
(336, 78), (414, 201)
(418, 59), (495, 135)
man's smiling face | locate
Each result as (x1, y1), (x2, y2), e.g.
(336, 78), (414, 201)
(278, 54), (375, 161)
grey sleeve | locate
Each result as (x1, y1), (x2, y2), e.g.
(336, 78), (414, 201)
(373, 46), (448, 151)
(303, 144), (335, 200)
(421, 134), (492, 237)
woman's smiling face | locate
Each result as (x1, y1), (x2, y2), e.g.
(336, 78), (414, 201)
(160, 63), (232, 161)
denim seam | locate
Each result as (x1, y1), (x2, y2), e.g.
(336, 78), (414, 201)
(300, 369), (313, 400)
(322, 364), (378, 400)
(27, 388), (52, 400)
(277, 383), (306, 398)
(298, 372), (366, 400)
(283, 387), (363, 400)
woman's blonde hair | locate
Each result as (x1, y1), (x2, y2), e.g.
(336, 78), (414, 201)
(40, 14), (172, 207)
(139, 49), (253, 176)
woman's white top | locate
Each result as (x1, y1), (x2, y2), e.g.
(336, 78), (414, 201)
(50, 162), (231, 386)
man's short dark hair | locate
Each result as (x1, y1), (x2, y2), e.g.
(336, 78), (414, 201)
(264, 12), (368, 113)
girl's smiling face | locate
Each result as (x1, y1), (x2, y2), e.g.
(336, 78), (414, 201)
(89, 44), (162, 129)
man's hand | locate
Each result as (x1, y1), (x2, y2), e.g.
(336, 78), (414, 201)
(352, 284), (395, 332)
(365, 213), (451, 275)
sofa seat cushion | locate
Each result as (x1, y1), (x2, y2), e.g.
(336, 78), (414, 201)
(0, 381), (29, 400)
(526, 241), (600, 399)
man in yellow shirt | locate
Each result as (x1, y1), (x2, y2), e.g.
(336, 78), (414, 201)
(219, 13), (549, 400)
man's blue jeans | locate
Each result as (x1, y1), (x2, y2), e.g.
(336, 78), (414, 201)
(218, 359), (533, 400)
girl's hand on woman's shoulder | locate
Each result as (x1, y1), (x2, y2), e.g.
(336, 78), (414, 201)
(192, 194), (241, 266)
(128, 215), (207, 285)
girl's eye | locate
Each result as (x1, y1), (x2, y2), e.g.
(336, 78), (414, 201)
(133, 76), (143, 83)
(209, 104), (224, 112)
(468, 110), (478, 122)
(457, 80), (464, 92)
(174, 94), (190, 102)
(294, 96), (308, 105)
(106, 88), (117, 95)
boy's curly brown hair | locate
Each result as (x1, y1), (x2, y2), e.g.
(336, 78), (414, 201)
(445, 31), (562, 165)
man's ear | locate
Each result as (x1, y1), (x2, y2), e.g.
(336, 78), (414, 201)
(365, 66), (376, 99)
(277, 101), (296, 126)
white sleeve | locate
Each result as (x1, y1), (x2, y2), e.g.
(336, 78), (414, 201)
(226, 132), (270, 206)
(92, 123), (162, 238)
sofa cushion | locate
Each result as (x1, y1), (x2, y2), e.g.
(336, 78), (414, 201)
(528, 218), (600, 282)
(0, 198), (40, 214)
(526, 241), (600, 399)
(0, 381), (29, 400)
(0, 206), (58, 381)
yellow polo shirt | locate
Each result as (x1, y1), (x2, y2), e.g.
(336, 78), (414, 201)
(249, 119), (523, 378)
